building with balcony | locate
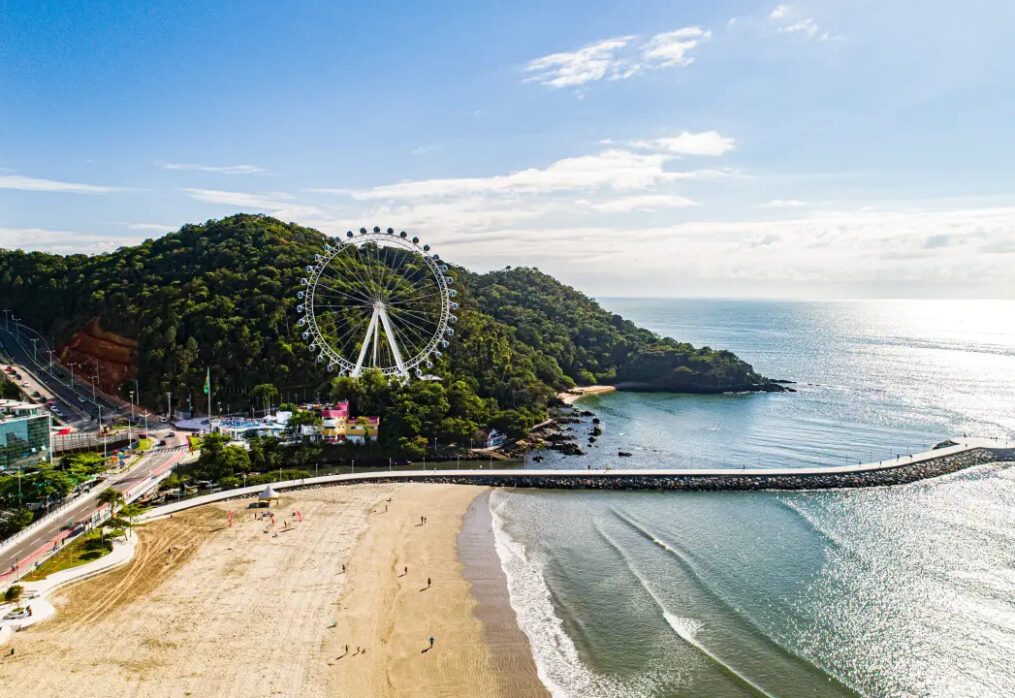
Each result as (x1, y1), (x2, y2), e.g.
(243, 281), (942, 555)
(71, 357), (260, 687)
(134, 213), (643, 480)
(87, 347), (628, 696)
(0, 399), (52, 472)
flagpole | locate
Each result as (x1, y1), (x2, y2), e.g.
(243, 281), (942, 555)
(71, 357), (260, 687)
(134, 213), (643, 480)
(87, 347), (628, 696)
(207, 367), (212, 434)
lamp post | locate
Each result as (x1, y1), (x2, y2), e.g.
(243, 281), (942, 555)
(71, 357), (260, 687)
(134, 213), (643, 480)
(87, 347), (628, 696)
(44, 349), (54, 371)
(129, 390), (135, 444)
(28, 337), (38, 362)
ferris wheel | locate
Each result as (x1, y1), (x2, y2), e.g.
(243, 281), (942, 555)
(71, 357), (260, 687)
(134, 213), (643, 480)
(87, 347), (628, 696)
(296, 226), (458, 379)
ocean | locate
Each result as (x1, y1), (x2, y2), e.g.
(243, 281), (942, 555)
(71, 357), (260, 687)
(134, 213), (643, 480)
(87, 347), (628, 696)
(490, 299), (1015, 697)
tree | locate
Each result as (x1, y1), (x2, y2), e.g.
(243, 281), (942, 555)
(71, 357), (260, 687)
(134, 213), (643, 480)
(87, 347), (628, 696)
(97, 488), (125, 543)
(119, 503), (144, 537)
(4, 584), (23, 605)
(252, 383), (280, 415)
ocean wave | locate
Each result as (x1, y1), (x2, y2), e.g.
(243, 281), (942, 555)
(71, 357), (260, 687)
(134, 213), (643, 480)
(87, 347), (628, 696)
(595, 521), (779, 698)
(777, 497), (849, 552)
(488, 492), (631, 698)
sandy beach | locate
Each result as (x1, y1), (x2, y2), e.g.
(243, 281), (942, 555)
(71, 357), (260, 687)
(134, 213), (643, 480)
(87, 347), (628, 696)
(557, 384), (616, 405)
(0, 483), (544, 697)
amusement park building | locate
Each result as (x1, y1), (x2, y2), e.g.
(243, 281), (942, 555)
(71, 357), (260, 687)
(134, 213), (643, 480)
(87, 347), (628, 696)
(321, 402), (380, 444)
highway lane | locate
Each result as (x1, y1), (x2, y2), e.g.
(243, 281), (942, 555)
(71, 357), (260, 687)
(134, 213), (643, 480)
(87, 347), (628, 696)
(0, 326), (121, 426)
(0, 430), (188, 582)
(0, 356), (90, 427)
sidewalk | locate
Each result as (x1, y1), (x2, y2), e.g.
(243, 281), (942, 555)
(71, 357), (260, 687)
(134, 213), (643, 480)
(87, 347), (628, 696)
(0, 536), (137, 645)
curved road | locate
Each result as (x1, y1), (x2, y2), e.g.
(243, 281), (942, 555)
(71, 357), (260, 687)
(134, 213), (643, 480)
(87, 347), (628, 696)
(0, 431), (189, 583)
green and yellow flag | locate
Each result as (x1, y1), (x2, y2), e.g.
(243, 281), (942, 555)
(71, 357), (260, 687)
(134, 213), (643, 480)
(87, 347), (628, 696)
(203, 368), (211, 395)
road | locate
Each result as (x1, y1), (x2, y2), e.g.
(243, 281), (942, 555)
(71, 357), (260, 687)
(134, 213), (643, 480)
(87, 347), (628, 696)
(0, 325), (124, 426)
(0, 430), (189, 582)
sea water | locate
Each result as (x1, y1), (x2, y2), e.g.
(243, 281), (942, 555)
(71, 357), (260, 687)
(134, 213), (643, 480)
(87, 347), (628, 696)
(491, 299), (1015, 697)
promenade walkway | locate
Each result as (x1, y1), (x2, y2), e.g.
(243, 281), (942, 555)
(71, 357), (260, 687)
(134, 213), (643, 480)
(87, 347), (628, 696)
(140, 436), (1014, 522)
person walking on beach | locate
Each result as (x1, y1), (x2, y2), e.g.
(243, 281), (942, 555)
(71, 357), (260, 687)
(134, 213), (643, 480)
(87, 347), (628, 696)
(429, 636), (435, 650)
(426, 576), (431, 589)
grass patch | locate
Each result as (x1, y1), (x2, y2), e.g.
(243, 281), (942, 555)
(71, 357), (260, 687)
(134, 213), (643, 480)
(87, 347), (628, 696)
(188, 435), (202, 450)
(22, 532), (113, 581)
(138, 438), (153, 451)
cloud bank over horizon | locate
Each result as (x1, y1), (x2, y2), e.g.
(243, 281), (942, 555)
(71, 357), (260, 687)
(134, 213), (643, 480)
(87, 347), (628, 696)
(2, 1), (1013, 299)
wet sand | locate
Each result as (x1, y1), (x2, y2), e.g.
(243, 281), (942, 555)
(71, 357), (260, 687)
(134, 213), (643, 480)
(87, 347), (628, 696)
(326, 483), (544, 696)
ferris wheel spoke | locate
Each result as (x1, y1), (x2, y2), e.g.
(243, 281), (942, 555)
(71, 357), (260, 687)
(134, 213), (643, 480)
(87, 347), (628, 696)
(327, 253), (377, 301)
(385, 310), (438, 349)
(315, 271), (375, 305)
(333, 249), (380, 299)
(320, 310), (370, 359)
(383, 304), (440, 330)
(386, 304), (440, 329)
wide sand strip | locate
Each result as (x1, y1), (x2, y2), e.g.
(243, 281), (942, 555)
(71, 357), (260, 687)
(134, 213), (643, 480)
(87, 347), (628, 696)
(326, 483), (544, 697)
(0, 483), (543, 697)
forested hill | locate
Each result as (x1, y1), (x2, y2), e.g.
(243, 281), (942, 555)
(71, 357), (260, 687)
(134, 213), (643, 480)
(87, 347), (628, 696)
(0, 214), (783, 438)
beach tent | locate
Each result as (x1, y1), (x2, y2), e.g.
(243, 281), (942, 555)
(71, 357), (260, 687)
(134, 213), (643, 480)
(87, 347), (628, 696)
(258, 484), (280, 505)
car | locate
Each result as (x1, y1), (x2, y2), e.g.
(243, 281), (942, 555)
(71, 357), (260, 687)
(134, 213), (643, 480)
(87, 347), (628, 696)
(20, 381), (29, 387)
(78, 396), (86, 403)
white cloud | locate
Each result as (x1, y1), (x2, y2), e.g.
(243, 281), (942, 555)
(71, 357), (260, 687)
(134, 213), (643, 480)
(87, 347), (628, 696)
(779, 18), (819, 37)
(770, 4), (791, 20)
(580, 194), (697, 212)
(524, 26), (710, 88)
(323, 149), (704, 201)
(156, 161), (266, 175)
(0, 226), (141, 254)
(0, 174), (122, 194)
(126, 223), (178, 232)
(761, 198), (806, 208)
(630, 130), (735, 156)
(181, 188), (322, 220)
(769, 6), (831, 40)
(524, 36), (637, 88)
(641, 27), (711, 68)
(411, 145), (441, 156)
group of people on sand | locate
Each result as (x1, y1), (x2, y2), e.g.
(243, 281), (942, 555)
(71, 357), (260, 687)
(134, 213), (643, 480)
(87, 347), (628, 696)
(336, 500), (439, 661)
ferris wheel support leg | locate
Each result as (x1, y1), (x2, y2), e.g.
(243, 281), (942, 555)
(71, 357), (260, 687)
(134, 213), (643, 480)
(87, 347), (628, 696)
(353, 308), (380, 377)
(377, 304), (409, 378)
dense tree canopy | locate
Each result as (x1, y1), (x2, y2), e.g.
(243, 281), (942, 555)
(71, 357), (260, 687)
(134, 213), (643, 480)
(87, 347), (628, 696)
(0, 214), (777, 446)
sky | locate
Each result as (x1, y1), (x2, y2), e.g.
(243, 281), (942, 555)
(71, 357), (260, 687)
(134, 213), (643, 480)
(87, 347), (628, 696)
(2, 0), (1014, 299)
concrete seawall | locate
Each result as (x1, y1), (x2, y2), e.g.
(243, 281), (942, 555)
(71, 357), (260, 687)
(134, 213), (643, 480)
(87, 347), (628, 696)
(140, 438), (1014, 522)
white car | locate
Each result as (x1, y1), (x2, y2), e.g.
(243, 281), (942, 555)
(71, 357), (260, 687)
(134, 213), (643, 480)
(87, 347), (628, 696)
(78, 396), (86, 403)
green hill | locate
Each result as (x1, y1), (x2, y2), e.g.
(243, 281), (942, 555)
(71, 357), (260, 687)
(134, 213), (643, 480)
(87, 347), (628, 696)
(0, 214), (783, 447)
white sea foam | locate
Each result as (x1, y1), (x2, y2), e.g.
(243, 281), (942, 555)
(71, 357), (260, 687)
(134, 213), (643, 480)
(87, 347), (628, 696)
(488, 491), (629, 698)
(596, 522), (780, 698)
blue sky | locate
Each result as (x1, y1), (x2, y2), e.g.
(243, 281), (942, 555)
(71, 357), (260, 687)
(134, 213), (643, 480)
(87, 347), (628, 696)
(2, 0), (1014, 298)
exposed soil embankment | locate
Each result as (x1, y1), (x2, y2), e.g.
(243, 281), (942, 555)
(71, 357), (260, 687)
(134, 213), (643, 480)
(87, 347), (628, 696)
(58, 317), (137, 394)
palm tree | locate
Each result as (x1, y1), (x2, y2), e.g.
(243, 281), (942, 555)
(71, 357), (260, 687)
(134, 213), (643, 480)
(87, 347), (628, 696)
(119, 503), (143, 538)
(96, 488), (125, 543)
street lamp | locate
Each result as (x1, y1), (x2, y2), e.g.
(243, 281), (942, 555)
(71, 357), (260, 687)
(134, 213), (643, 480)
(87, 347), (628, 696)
(129, 390), (135, 444)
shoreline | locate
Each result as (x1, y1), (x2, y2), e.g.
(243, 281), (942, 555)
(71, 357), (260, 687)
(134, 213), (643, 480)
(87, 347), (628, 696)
(459, 490), (548, 697)
(0, 483), (547, 697)
(557, 384), (616, 405)
(326, 483), (546, 696)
